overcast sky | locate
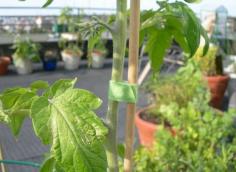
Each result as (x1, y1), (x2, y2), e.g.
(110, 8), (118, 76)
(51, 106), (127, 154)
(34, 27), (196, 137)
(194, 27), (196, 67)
(0, 0), (235, 17)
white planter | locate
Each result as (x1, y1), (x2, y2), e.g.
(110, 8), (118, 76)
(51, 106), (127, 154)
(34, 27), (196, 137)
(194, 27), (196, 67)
(223, 55), (236, 74)
(61, 51), (80, 70)
(14, 58), (33, 75)
(91, 52), (105, 69)
(227, 73), (236, 100)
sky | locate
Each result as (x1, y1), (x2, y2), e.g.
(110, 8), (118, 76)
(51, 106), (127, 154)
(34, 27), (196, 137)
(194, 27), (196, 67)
(0, 0), (235, 17)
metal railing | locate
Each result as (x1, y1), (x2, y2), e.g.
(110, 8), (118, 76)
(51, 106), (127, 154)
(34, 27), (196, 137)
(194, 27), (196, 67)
(0, 6), (115, 34)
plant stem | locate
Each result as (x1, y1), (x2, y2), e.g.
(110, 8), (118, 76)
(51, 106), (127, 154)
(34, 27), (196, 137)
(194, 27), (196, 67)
(105, 0), (127, 172)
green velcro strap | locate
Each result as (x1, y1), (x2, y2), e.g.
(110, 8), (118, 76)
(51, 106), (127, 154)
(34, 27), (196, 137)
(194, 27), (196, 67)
(108, 80), (138, 103)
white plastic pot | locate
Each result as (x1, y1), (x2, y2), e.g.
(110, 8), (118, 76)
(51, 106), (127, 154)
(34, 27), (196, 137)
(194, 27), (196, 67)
(227, 73), (236, 100)
(14, 58), (33, 75)
(61, 51), (81, 70)
(223, 55), (236, 74)
(91, 52), (105, 69)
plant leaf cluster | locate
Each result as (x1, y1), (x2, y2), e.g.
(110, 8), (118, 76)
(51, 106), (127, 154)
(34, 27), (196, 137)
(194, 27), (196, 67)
(11, 36), (40, 61)
(134, 103), (236, 172)
(0, 79), (108, 172)
(141, 1), (209, 72)
(144, 61), (209, 110)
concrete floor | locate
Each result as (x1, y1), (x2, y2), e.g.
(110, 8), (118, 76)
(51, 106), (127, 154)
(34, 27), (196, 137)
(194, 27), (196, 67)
(0, 60), (148, 172)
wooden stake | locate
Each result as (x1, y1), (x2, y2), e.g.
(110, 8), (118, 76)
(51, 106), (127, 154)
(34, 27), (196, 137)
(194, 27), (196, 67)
(0, 144), (6, 172)
(124, 0), (140, 171)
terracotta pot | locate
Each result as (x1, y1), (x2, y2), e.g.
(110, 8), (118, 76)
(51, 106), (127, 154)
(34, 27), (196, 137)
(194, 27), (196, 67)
(206, 75), (229, 109)
(135, 108), (176, 147)
(0, 57), (10, 75)
(135, 108), (157, 147)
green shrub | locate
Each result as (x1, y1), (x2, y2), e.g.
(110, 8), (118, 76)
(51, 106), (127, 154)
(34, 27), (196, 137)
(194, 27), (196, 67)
(144, 61), (208, 109)
(134, 103), (236, 172)
(12, 36), (40, 61)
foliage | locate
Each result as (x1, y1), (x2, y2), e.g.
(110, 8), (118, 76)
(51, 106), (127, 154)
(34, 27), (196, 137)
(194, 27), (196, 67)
(11, 36), (40, 61)
(78, 16), (113, 64)
(140, 0), (209, 72)
(7, 0), (210, 172)
(0, 79), (108, 172)
(134, 102), (236, 172)
(144, 61), (208, 109)
(193, 44), (222, 76)
(59, 39), (83, 57)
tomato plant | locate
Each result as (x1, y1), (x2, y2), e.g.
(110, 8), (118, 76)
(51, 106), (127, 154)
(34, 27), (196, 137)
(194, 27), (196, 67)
(0, 0), (208, 172)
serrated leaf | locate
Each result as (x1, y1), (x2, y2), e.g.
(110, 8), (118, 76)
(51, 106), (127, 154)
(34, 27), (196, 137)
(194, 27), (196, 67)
(31, 97), (52, 144)
(0, 88), (37, 136)
(43, 78), (77, 98)
(145, 30), (172, 72)
(1, 88), (29, 109)
(32, 86), (107, 172)
(141, 13), (162, 30)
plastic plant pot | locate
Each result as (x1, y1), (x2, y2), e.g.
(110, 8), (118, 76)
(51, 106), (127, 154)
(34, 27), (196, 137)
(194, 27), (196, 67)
(43, 59), (57, 71)
(0, 57), (11, 75)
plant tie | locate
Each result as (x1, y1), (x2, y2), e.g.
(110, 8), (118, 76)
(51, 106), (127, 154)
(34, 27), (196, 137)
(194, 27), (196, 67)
(108, 80), (138, 103)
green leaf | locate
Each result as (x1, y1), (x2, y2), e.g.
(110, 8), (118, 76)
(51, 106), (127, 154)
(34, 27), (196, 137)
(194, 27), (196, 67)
(43, 78), (77, 98)
(40, 157), (55, 172)
(40, 157), (65, 172)
(200, 25), (210, 56)
(181, 4), (201, 57)
(31, 97), (52, 144)
(145, 30), (172, 72)
(31, 82), (107, 172)
(184, 0), (201, 3)
(42, 0), (53, 8)
(118, 144), (125, 159)
(30, 80), (49, 90)
(0, 88), (37, 136)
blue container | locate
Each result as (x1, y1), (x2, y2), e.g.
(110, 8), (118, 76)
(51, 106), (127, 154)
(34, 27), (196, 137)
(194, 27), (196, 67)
(43, 59), (57, 71)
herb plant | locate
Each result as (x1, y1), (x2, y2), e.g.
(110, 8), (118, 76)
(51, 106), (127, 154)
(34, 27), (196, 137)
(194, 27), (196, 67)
(0, 0), (209, 172)
(144, 61), (207, 109)
(134, 102), (236, 172)
(193, 44), (222, 76)
(12, 36), (40, 61)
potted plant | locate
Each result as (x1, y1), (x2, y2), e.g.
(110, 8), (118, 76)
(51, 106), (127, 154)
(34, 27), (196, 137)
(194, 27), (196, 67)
(52, 7), (72, 33)
(60, 39), (83, 70)
(11, 36), (40, 75)
(136, 62), (208, 146)
(134, 102), (236, 171)
(91, 41), (107, 68)
(0, 56), (11, 75)
(0, 0), (208, 171)
(193, 45), (229, 109)
(42, 49), (58, 71)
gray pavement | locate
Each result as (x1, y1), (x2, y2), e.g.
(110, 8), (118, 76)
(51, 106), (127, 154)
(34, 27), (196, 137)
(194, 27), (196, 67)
(0, 60), (148, 172)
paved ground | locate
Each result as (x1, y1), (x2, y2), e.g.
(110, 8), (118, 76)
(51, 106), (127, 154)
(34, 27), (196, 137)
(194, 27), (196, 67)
(0, 60), (149, 172)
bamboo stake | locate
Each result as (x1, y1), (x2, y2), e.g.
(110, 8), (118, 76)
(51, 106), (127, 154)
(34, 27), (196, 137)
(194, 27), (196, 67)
(124, 0), (140, 171)
(0, 145), (6, 172)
